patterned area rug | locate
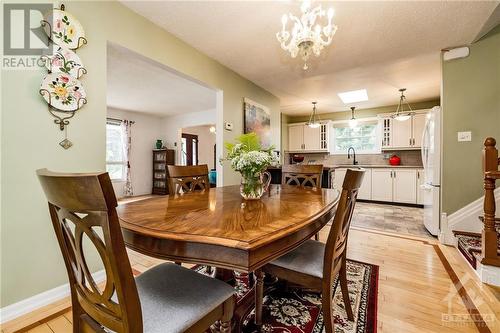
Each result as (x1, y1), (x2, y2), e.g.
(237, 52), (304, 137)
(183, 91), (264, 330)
(194, 259), (378, 333)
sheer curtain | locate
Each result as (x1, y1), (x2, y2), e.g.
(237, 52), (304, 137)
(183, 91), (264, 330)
(121, 120), (133, 197)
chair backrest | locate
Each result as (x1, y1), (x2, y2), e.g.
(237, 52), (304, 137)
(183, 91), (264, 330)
(323, 168), (365, 281)
(36, 169), (141, 332)
(167, 164), (209, 194)
(281, 164), (323, 189)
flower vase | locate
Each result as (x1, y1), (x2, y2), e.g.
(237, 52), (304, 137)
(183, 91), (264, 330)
(155, 140), (163, 149)
(240, 171), (271, 200)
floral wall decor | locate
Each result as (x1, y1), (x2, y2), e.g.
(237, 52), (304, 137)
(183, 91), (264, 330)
(39, 4), (88, 149)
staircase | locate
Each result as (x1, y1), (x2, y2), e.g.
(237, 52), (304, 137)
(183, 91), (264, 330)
(453, 138), (500, 284)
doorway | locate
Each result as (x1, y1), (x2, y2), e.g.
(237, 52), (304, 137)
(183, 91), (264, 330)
(181, 133), (198, 166)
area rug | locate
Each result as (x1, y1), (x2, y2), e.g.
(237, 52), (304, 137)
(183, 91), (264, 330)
(194, 259), (378, 333)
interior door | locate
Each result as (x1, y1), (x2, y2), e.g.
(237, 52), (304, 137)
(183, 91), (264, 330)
(303, 125), (321, 151)
(181, 133), (198, 166)
(371, 169), (393, 202)
(391, 118), (412, 148)
(412, 113), (427, 147)
(393, 169), (417, 204)
(288, 125), (304, 151)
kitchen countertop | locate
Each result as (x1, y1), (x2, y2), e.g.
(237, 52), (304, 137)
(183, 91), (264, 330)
(325, 164), (423, 169)
(269, 165), (423, 170)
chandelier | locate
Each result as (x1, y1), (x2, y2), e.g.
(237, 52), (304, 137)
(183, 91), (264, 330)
(391, 88), (415, 121)
(306, 101), (321, 128)
(276, 0), (337, 70)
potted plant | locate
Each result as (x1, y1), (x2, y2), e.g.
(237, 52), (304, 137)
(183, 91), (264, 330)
(224, 133), (276, 200)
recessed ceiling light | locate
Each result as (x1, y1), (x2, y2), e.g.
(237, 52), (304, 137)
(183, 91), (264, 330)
(338, 89), (368, 104)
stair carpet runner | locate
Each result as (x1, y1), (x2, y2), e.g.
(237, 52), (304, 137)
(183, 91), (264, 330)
(453, 220), (500, 269)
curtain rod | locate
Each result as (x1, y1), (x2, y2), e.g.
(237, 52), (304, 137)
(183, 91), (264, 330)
(106, 117), (135, 124)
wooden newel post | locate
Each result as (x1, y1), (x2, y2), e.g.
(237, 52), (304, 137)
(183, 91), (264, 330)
(481, 137), (498, 265)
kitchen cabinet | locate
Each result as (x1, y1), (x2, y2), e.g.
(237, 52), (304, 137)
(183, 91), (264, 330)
(288, 122), (330, 152)
(371, 168), (418, 203)
(332, 168), (372, 200)
(412, 113), (427, 147)
(288, 125), (304, 151)
(382, 111), (428, 149)
(393, 169), (417, 204)
(358, 169), (372, 200)
(303, 125), (321, 150)
(416, 169), (425, 205)
(371, 169), (393, 201)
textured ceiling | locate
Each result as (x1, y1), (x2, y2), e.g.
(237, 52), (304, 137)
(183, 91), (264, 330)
(107, 43), (216, 116)
(122, 1), (498, 115)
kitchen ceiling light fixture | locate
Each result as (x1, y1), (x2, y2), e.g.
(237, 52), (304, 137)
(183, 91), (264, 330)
(349, 106), (358, 128)
(391, 88), (414, 122)
(276, 0), (337, 70)
(306, 101), (321, 128)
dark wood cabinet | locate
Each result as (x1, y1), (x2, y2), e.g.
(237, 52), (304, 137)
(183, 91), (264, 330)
(152, 149), (175, 195)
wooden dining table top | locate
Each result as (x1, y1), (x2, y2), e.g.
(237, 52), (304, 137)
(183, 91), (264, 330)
(117, 185), (340, 272)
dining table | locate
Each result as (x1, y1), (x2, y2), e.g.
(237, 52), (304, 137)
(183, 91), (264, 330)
(117, 184), (340, 331)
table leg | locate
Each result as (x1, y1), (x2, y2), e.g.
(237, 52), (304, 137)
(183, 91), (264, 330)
(255, 269), (265, 327)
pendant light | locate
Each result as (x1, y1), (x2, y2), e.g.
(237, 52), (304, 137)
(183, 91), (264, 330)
(306, 101), (321, 128)
(391, 88), (414, 121)
(348, 106), (358, 128)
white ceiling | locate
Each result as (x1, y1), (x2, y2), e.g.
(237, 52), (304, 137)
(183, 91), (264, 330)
(107, 43), (216, 117)
(122, 0), (498, 115)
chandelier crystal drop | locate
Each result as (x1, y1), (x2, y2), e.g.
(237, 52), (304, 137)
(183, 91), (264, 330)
(276, 0), (338, 70)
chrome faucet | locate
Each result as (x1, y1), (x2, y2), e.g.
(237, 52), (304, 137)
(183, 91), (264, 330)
(347, 147), (358, 165)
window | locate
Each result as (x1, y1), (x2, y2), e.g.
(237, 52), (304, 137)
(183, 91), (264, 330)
(331, 120), (381, 154)
(106, 122), (126, 180)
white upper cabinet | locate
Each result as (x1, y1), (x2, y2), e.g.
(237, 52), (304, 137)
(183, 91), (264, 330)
(392, 117), (413, 148)
(381, 110), (429, 150)
(303, 125), (321, 151)
(288, 124), (304, 151)
(287, 122), (330, 152)
(412, 113), (427, 147)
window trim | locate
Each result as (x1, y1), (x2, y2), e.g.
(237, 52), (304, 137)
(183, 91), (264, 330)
(330, 119), (382, 155)
(106, 121), (127, 181)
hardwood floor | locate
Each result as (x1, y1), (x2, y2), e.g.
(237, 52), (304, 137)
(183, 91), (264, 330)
(2, 225), (499, 333)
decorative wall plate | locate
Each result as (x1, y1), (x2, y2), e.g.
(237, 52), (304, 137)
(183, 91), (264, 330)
(43, 9), (86, 49)
(40, 73), (86, 112)
(44, 46), (86, 78)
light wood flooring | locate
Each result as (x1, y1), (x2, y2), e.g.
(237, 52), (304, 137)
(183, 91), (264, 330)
(2, 224), (499, 333)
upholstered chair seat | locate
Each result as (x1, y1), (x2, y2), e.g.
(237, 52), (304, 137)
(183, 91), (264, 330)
(135, 263), (235, 333)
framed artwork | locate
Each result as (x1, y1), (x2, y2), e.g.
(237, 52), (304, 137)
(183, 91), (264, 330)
(243, 98), (271, 147)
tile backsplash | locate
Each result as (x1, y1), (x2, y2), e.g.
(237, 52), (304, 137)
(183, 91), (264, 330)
(286, 150), (423, 167)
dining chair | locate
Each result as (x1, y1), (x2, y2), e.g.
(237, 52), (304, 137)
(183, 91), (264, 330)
(37, 169), (235, 333)
(167, 164), (210, 195)
(260, 168), (365, 333)
(282, 164), (324, 240)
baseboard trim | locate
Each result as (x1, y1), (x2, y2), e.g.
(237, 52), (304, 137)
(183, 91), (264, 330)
(0, 270), (105, 324)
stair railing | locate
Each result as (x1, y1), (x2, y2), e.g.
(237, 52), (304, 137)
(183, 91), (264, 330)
(481, 137), (500, 266)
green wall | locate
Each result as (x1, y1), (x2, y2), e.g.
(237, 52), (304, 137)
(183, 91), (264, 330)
(1, 1), (279, 307)
(441, 25), (500, 215)
(287, 100), (439, 123)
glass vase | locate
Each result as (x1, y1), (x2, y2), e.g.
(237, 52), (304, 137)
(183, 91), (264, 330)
(240, 171), (271, 200)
